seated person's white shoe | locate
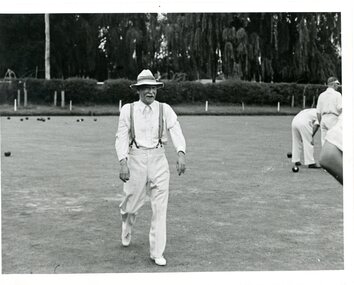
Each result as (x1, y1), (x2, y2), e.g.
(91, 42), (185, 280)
(150, 256), (167, 266)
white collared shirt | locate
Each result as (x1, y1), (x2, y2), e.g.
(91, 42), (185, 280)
(115, 100), (186, 161)
(293, 108), (319, 127)
(316, 87), (342, 116)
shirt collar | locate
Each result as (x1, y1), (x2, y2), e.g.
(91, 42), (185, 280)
(137, 100), (158, 112)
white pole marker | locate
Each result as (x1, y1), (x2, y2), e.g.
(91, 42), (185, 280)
(24, 88), (27, 107)
(303, 95), (306, 109)
(61, 90), (65, 107)
(17, 89), (21, 107)
(54, 91), (57, 106)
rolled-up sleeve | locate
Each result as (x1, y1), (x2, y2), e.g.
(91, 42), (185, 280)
(115, 104), (130, 161)
(164, 104), (186, 154)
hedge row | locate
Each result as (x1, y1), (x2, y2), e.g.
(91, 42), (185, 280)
(0, 78), (334, 107)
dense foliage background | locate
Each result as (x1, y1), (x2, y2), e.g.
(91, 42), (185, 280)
(0, 13), (341, 84)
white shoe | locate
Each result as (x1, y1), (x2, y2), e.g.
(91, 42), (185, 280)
(121, 218), (131, 247)
(150, 256), (167, 266)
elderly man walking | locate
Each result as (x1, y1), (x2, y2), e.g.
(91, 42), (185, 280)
(115, 69), (186, 266)
(316, 76), (342, 145)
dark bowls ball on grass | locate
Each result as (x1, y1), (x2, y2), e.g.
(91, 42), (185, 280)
(4, 151), (11, 157)
(1, 116), (343, 273)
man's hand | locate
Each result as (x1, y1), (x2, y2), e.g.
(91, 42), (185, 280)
(311, 136), (315, 146)
(176, 151), (186, 176)
(119, 159), (130, 182)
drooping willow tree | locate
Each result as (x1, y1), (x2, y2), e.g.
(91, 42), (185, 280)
(0, 12), (341, 83)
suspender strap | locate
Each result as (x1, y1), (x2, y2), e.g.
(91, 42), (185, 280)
(129, 103), (139, 149)
(156, 103), (164, 148)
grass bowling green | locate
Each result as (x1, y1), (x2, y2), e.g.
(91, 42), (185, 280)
(1, 115), (343, 273)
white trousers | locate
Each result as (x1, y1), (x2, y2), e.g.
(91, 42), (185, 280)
(320, 114), (339, 145)
(119, 147), (170, 259)
(291, 120), (315, 165)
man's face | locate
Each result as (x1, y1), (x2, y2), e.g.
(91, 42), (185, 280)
(329, 81), (340, 90)
(332, 82), (340, 91)
(138, 85), (157, 105)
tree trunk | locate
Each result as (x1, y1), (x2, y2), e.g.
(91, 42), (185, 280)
(45, 13), (50, 79)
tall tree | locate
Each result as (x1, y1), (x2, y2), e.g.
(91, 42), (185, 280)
(44, 13), (50, 79)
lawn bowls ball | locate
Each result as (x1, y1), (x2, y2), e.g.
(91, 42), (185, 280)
(7, 117), (10, 120)
(292, 166), (299, 173)
(287, 152), (292, 158)
(4, 151), (11, 157)
(77, 119), (80, 122)
(94, 118), (97, 122)
(25, 117), (29, 120)
(20, 118), (23, 121)
(81, 118), (84, 122)
(47, 117), (50, 120)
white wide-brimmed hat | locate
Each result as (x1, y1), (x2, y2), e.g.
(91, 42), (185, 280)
(130, 69), (164, 88)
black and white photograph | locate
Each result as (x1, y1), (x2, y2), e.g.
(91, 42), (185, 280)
(0, 1), (353, 284)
